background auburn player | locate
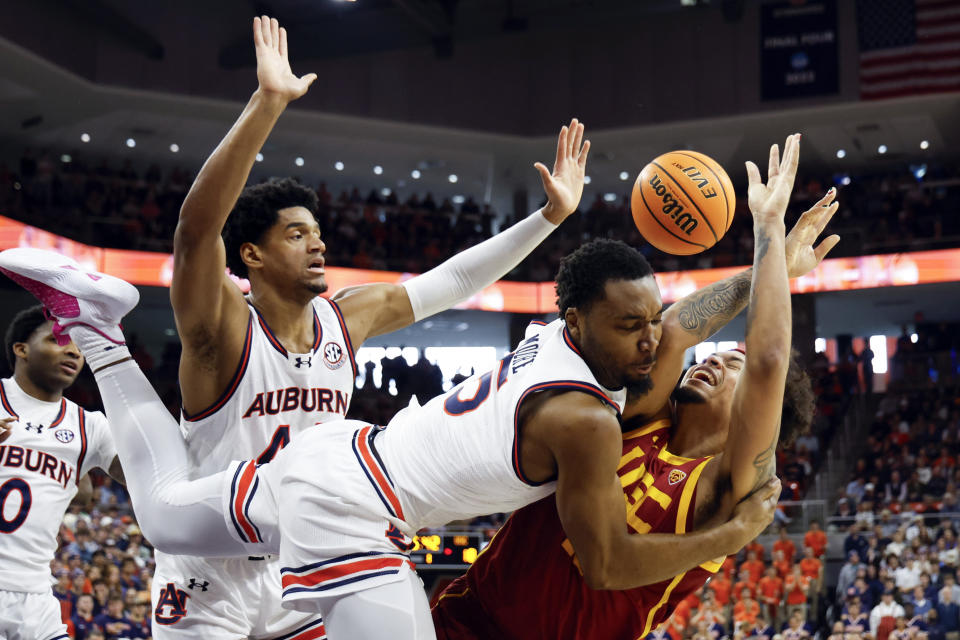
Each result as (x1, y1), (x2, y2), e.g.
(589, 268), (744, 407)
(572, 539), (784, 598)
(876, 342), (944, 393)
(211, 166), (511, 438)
(160, 14), (594, 639)
(0, 305), (123, 640)
(431, 135), (840, 640)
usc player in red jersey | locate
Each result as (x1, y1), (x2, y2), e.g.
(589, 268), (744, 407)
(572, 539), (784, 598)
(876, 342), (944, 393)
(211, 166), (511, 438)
(432, 136), (841, 640)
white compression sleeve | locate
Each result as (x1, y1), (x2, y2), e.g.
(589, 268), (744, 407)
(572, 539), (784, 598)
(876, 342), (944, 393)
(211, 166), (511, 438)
(401, 209), (557, 321)
(91, 359), (248, 557)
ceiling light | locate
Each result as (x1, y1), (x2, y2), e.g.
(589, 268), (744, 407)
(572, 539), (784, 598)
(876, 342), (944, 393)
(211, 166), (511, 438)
(334, 161), (344, 171)
(295, 157), (305, 167)
(920, 140), (929, 150)
(60, 154), (71, 163)
(381, 188), (391, 197)
(170, 143), (179, 153)
(619, 171), (629, 181)
(411, 170), (421, 179)
(603, 193), (617, 202)
(878, 144), (887, 154)
(125, 138), (136, 148)
(452, 195), (466, 204)
(255, 153), (264, 162)
(373, 165), (383, 175)
(584, 176), (592, 184)
(448, 174), (458, 183)
(836, 149), (846, 159)
(80, 133), (90, 143)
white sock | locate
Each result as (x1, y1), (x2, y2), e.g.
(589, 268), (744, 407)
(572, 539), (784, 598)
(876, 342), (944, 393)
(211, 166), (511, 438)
(69, 326), (132, 372)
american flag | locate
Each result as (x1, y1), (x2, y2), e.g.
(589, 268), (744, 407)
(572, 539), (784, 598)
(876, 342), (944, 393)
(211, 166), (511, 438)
(857, 0), (960, 99)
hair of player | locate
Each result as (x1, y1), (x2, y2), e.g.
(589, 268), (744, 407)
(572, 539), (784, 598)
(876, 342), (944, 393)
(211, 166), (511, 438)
(222, 177), (320, 279)
(779, 348), (816, 449)
(555, 239), (654, 318)
(4, 304), (48, 370)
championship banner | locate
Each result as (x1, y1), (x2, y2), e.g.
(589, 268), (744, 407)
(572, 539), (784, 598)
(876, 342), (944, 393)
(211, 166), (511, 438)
(761, 0), (839, 100)
(2, 215), (959, 312)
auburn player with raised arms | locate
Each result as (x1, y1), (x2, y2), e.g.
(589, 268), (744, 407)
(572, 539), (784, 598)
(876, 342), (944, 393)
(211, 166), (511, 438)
(430, 135), (841, 640)
(0, 306), (124, 640)
(160, 13), (597, 640)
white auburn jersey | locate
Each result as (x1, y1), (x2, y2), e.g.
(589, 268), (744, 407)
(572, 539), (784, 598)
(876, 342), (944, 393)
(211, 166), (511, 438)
(0, 378), (116, 593)
(179, 297), (357, 475)
(378, 318), (627, 531)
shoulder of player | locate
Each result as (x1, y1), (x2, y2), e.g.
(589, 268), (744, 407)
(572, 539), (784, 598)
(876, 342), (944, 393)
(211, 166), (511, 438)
(533, 391), (622, 446)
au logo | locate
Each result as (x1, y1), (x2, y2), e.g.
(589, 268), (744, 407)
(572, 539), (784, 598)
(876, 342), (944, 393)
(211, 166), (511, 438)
(154, 582), (190, 625)
(668, 469), (687, 486)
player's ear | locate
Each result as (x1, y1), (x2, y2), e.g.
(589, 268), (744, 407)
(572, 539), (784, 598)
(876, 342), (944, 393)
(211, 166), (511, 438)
(564, 307), (582, 340)
(12, 341), (28, 362)
(240, 242), (264, 273)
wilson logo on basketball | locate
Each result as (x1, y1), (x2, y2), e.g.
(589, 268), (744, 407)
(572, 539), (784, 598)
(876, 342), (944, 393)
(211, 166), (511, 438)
(647, 173), (698, 235)
(668, 469), (687, 485)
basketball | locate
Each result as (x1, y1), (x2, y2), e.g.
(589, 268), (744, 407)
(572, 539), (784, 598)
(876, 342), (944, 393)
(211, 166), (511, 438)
(630, 150), (736, 255)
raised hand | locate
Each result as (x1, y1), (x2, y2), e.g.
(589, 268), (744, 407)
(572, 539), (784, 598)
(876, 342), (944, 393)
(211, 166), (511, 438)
(745, 133), (801, 219)
(785, 188), (842, 278)
(535, 118), (590, 224)
(731, 477), (782, 543)
(253, 16), (317, 103)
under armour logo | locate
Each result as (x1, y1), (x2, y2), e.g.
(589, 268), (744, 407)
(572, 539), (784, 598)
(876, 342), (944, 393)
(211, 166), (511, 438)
(23, 422), (44, 434)
(294, 356), (312, 369)
(187, 578), (209, 592)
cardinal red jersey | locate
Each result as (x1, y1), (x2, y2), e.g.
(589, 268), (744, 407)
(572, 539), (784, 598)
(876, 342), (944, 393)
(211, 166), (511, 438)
(432, 416), (724, 640)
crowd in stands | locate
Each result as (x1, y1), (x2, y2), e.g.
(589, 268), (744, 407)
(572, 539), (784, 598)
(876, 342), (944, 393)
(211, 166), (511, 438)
(1, 150), (958, 280)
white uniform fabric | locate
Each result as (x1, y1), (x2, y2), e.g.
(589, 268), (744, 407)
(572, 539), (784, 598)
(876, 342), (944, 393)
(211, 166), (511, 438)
(225, 319), (626, 611)
(0, 588), (70, 640)
(153, 297), (351, 639)
(0, 378), (115, 593)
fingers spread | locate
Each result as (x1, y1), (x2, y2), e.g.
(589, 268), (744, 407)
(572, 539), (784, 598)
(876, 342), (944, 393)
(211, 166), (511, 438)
(253, 17), (263, 46)
(261, 15), (272, 47)
(745, 160), (762, 186)
(555, 126), (567, 169)
(814, 234), (841, 261)
(768, 143), (780, 181)
(271, 18), (280, 51)
(578, 139), (590, 169)
(571, 121), (584, 159)
(534, 161), (552, 186)
(279, 26), (288, 59)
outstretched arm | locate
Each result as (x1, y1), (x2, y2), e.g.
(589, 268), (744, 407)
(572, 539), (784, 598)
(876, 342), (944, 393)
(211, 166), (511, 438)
(542, 394), (780, 590)
(172, 17), (317, 388)
(333, 119), (591, 345)
(627, 191), (839, 420)
(719, 134), (802, 500)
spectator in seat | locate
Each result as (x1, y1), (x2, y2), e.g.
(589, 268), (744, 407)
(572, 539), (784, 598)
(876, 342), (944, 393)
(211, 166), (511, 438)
(847, 524), (871, 561)
(844, 599), (870, 635)
(69, 593), (98, 640)
(840, 552), (867, 604)
(758, 565), (784, 628)
(928, 608), (947, 640)
(744, 550), (766, 583)
(829, 620), (857, 640)
(804, 520), (828, 558)
(784, 564), (812, 622)
(781, 610), (811, 640)
(873, 590), (908, 640)
(93, 595), (134, 640)
(745, 539), (767, 563)
(734, 588), (761, 630)
(774, 527), (798, 562)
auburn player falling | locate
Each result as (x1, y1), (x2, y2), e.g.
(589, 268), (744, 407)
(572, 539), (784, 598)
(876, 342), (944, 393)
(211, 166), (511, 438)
(430, 135), (841, 640)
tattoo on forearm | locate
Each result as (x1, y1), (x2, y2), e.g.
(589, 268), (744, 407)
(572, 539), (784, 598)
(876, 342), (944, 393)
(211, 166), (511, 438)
(676, 271), (752, 340)
(744, 229), (773, 336)
(749, 426), (779, 494)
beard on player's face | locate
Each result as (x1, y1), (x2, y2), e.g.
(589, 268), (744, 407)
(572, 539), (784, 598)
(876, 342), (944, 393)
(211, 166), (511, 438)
(672, 384), (707, 405)
(625, 373), (654, 397)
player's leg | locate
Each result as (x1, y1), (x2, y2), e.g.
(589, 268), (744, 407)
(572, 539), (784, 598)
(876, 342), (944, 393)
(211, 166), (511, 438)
(315, 568), (436, 640)
(0, 590), (70, 640)
(0, 248), (247, 558)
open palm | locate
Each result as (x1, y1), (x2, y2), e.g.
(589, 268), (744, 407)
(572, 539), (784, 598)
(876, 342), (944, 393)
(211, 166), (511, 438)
(535, 118), (590, 224)
(254, 16), (317, 102)
(785, 189), (841, 278)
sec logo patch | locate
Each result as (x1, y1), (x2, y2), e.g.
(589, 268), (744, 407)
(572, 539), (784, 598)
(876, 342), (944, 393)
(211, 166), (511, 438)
(323, 342), (345, 370)
(668, 469), (686, 486)
(55, 429), (75, 443)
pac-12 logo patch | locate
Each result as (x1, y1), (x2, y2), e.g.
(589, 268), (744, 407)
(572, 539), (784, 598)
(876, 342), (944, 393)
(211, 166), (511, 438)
(154, 582), (190, 625)
(668, 469), (687, 486)
(55, 429), (74, 443)
(323, 342), (345, 370)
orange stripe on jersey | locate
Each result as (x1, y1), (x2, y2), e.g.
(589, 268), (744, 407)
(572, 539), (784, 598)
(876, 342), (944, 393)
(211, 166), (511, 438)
(326, 298), (357, 378)
(281, 556), (409, 589)
(75, 408), (87, 484)
(0, 381), (18, 419)
(232, 462), (261, 543)
(49, 399), (67, 427)
(355, 426), (405, 521)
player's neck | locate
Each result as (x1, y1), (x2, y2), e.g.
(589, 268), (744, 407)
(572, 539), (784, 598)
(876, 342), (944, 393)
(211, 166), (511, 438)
(671, 402), (726, 458)
(247, 288), (317, 352)
(12, 370), (63, 403)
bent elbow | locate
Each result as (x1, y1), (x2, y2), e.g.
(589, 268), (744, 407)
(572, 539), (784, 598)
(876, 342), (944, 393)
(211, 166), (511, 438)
(580, 556), (619, 590)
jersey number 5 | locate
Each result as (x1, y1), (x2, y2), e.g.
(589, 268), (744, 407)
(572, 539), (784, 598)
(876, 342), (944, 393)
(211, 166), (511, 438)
(0, 478), (31, 534)
(443, 353), (514, 416)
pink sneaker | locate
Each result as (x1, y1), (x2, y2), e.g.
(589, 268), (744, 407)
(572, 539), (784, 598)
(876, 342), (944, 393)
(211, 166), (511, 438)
(0, 248), (139, 345)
